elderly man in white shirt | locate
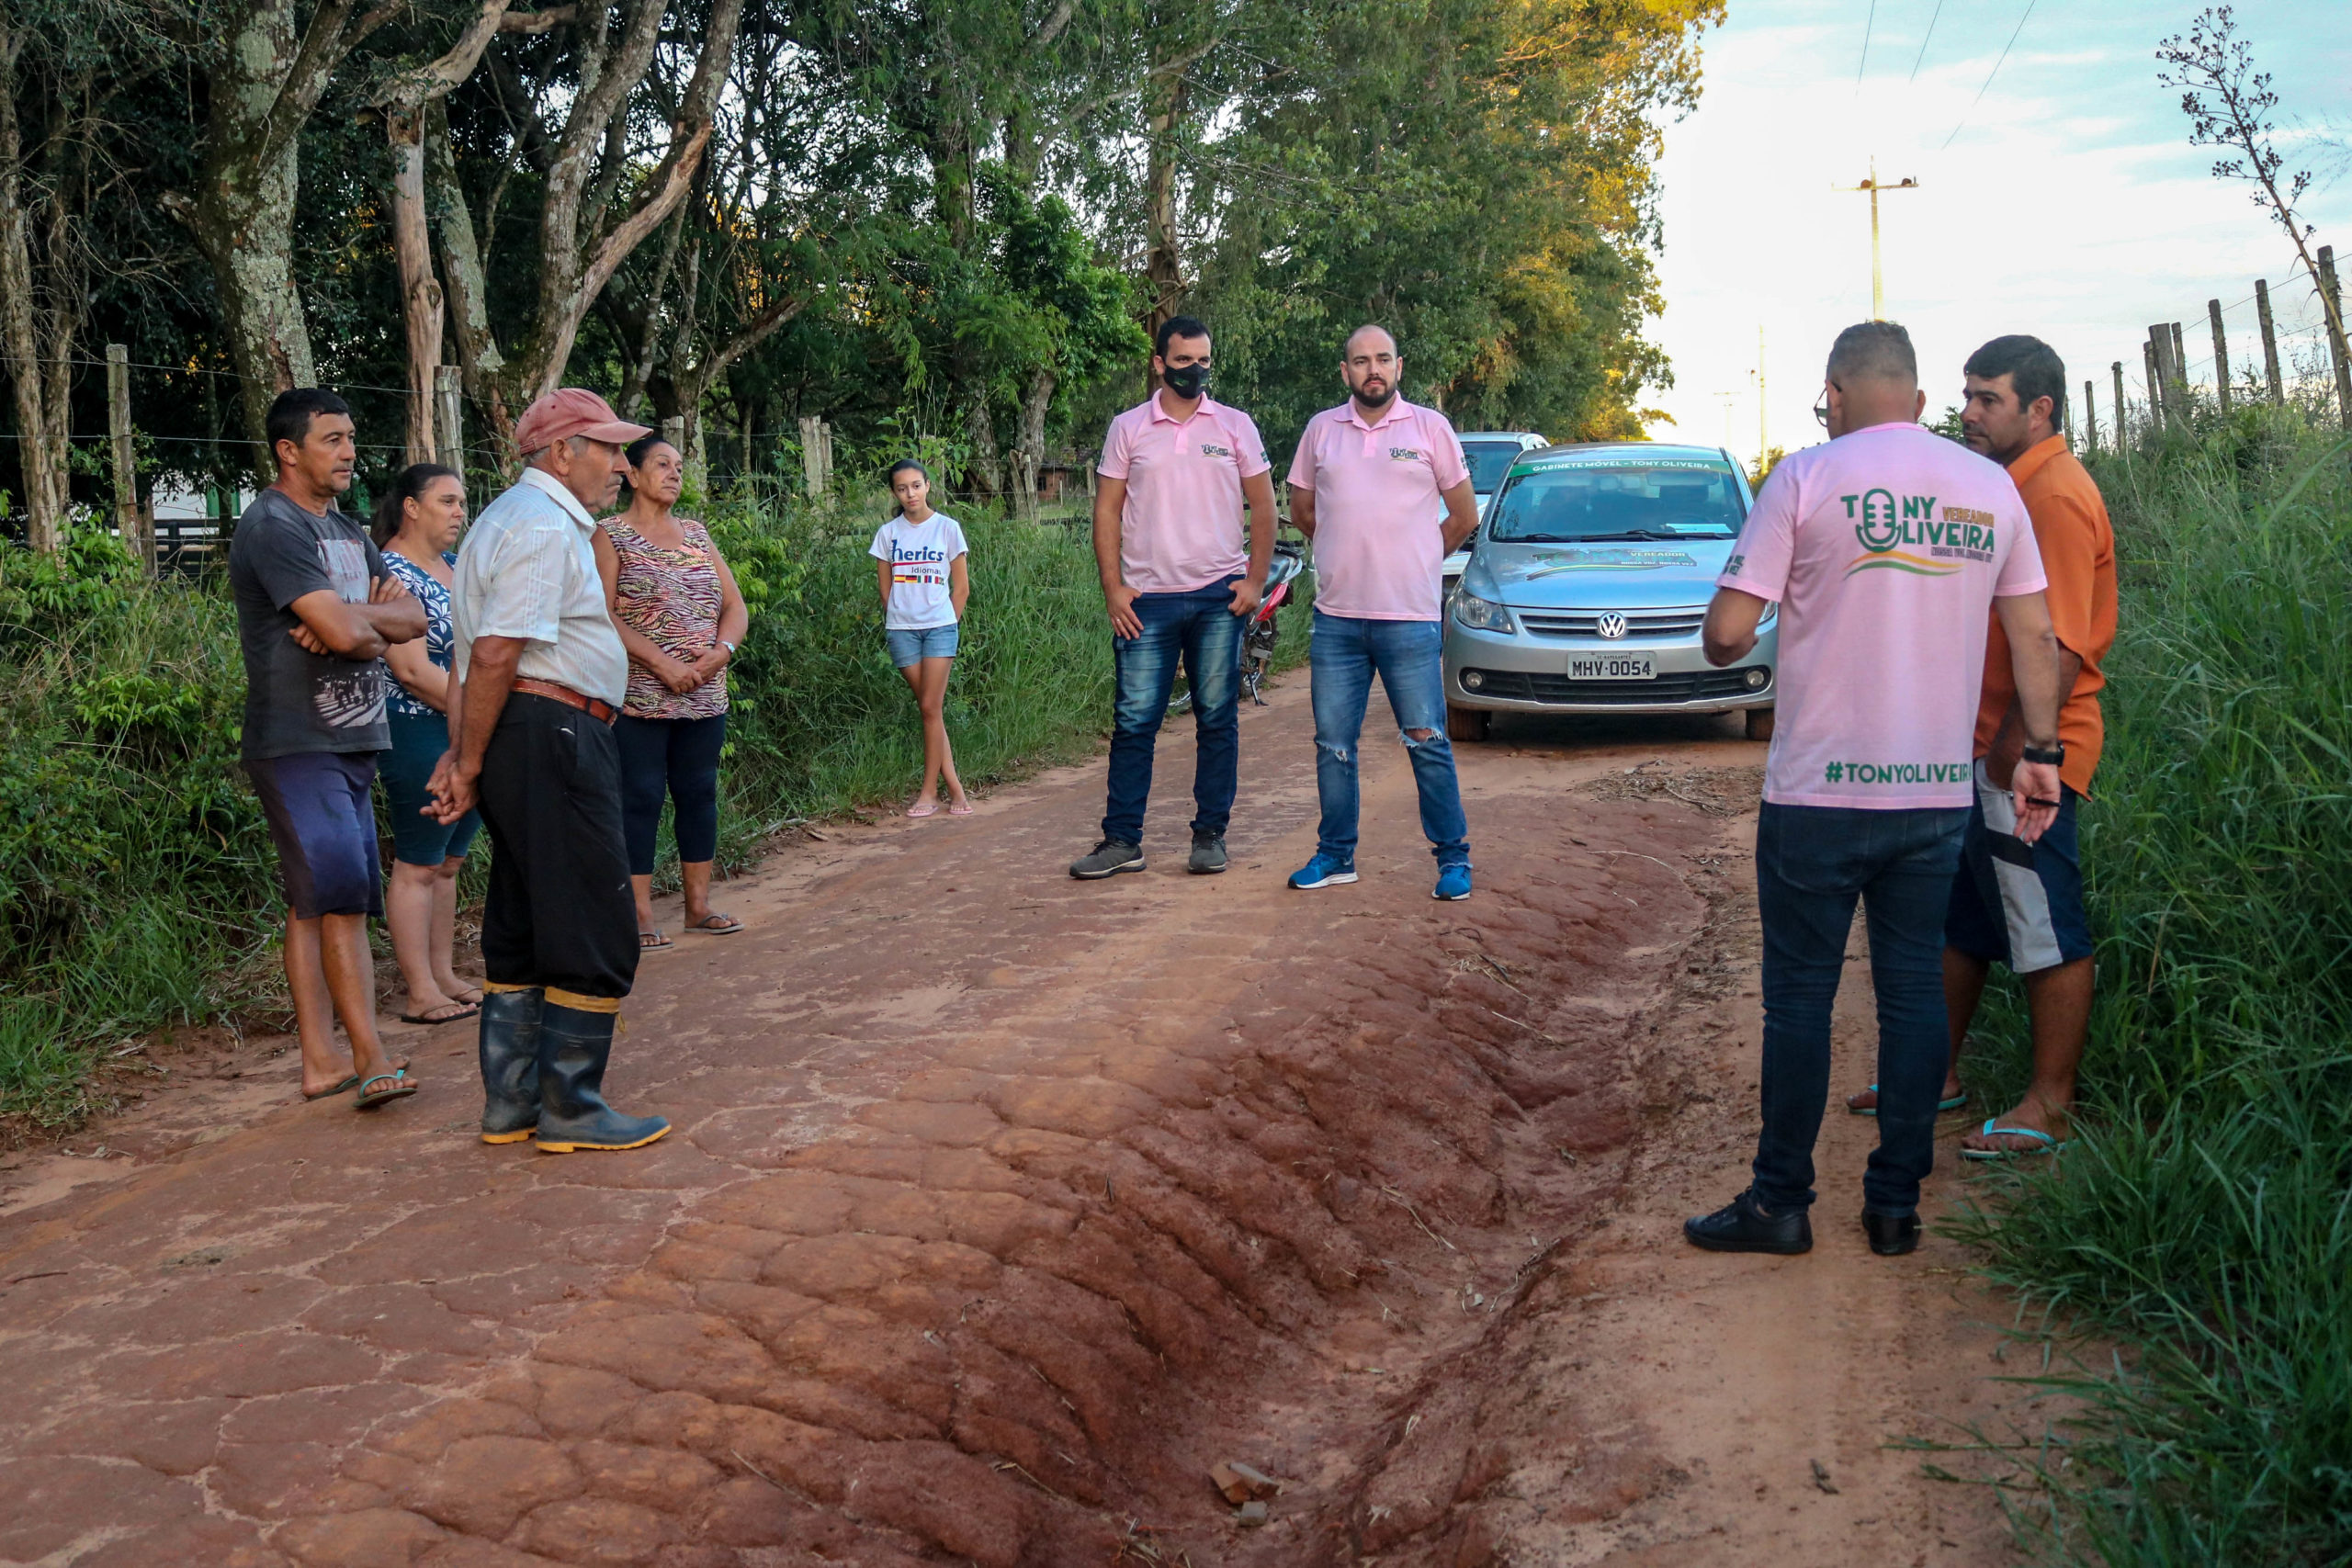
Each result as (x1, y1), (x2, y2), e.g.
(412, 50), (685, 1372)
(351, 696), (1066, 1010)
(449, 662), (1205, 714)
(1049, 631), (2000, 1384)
(427, 389), (669, 1155)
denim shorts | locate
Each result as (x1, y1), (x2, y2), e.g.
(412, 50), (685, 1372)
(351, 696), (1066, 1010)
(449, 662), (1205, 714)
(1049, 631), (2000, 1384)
(243, 750), (385, 919)
(886, 623), (960, 667)
(380, 708), (481, 866)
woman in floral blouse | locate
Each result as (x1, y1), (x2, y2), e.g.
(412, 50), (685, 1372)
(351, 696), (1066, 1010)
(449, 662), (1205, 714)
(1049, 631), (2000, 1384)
(372, 464), (483, 1025)
(594, 434), (751, 947)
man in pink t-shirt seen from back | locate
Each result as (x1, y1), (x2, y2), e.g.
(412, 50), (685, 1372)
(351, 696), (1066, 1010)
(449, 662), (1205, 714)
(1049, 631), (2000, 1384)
(1684, 321), (2067, 1261)
(1069, 316), (1278, 880)
(1283, 325), (1481, 900)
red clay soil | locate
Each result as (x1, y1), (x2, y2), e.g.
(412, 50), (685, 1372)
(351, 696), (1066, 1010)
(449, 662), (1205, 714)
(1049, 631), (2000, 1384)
(0, 682), (2051, 1566)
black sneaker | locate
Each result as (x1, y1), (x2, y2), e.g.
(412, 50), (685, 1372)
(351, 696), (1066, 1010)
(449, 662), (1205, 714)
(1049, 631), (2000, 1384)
(1188, 832), (1228, 874)
(1069, 840), (1146, 879)
(1683, 1189), (1813, 1255)
(1860, 1209), (1920, 1256)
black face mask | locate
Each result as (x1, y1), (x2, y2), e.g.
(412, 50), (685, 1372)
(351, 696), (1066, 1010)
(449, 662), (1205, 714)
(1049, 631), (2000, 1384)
(1161, 362), (1211, 400)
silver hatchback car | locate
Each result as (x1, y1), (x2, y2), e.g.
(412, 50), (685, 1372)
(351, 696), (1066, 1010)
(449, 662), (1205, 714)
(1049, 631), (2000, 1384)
(1442, 442), (1778, 741)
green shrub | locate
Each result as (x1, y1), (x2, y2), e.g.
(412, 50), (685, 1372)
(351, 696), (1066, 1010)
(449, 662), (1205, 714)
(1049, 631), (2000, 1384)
(1949, 412), (2352, 1565)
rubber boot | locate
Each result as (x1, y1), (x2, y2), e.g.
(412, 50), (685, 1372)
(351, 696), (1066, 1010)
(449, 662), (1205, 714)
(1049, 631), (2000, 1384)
(477, 987), (544, 1145)
(533, 998), (670, 1154)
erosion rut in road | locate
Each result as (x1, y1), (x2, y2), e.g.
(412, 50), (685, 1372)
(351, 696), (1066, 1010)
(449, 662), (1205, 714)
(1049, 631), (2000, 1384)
(0, 682), (2048, 1566)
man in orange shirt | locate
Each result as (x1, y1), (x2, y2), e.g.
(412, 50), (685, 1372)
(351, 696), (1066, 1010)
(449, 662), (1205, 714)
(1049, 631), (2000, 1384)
(1846, 335), (2116, 1158)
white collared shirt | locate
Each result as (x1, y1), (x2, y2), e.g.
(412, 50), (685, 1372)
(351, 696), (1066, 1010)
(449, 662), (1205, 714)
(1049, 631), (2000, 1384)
(452, 465), (629, 706)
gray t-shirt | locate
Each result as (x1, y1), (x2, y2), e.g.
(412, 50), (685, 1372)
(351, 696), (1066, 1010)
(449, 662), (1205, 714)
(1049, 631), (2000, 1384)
(229, 488), (390, 761)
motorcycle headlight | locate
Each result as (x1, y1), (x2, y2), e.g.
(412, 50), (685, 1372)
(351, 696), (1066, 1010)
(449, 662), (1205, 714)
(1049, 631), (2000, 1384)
(1454, 592), (1515, 634)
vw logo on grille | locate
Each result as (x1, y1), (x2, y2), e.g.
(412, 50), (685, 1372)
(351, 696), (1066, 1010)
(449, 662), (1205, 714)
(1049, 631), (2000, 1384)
(1596, 612), (1629, 640)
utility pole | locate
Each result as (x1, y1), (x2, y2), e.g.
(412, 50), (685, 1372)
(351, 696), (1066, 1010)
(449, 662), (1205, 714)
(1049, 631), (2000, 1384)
(1835, 159), (1920, 320)
(1712, 389), (1741, 449)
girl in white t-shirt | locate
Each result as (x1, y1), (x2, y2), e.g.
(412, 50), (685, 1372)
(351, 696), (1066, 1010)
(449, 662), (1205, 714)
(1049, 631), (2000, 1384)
(869, 459), (972, 817)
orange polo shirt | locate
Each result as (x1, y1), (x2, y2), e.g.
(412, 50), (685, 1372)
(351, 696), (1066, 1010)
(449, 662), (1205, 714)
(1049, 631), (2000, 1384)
(1974, 435), (2116, 796)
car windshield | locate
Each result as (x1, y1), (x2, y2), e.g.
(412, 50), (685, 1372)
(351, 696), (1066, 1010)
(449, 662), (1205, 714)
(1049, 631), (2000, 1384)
(1463, 441), (1529, 494)
(1485, 458), (1747, 543)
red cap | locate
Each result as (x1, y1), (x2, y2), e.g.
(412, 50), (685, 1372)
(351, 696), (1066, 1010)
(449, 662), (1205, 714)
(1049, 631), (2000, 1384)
(513, 388), (650, 456)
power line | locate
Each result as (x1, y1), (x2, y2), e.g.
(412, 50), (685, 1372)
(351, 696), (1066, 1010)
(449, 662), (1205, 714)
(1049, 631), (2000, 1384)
(1941, 0), (2038, 152)
(1856, 0), (1878, 90)
(1909, 0), (1945, 81)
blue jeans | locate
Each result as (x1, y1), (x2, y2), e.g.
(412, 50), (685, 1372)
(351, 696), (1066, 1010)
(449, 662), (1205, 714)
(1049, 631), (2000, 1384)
(1309, 611), (1469, 866)
(1753, 802), (1968, 1216)
(1102, 579), (1243, 845)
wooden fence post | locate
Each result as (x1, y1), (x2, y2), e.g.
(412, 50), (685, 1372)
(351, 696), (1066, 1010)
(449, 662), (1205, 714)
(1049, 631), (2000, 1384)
(2082, 379), (2097, 454)
(2146, 329), (2174, 428)
(2169, 321), (2188, 413)
(433, 365), (464, 475)
(105, 344), (152, 570)
(2254, 278), (2284, 405)
(2318, 245), (2352, 433)
(797, 415), (834, 500)
(2111, 361), (2127, 451)
(2208, 299), (2232, 414)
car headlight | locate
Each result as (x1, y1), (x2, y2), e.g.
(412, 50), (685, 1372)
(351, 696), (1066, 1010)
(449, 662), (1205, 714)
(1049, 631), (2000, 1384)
(1454, 592), (1515, 634)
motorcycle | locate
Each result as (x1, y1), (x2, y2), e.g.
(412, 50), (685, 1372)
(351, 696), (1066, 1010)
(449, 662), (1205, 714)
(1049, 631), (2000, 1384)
(1169, 539), (1307, 715)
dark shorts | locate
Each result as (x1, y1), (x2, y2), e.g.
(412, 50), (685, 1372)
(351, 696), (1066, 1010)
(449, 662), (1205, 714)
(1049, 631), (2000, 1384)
(1945, 758), (2094, 974)
(243, 751), (385, 920)
(381, 708), (481, 866)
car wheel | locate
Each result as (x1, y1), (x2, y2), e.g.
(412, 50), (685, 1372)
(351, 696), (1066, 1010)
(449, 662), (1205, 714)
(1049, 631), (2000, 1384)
(1744, 707), (1775, 742)
(1447, 704), (1490, 743)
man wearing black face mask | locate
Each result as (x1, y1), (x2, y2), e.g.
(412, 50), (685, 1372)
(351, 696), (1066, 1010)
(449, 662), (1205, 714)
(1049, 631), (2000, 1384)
(1070, 316), (1278, 879)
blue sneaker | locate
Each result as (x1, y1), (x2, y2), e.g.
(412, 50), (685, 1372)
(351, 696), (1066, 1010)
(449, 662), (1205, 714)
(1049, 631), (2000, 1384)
(1288, 852), (1359, 889)
(1433, 863), (1473, 901)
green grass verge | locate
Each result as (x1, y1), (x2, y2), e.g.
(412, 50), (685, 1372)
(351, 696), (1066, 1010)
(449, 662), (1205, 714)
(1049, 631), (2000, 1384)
(1943, 409), (2352, 1565)
(0, 484), (1309, 1128)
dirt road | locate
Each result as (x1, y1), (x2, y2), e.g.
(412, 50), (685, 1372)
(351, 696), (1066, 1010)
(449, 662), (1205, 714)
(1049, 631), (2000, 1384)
(0, 678), (2048, 1565)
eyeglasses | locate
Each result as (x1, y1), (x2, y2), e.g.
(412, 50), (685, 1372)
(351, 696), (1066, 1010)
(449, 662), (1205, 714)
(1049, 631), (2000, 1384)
(1813, 392), (1831, 428)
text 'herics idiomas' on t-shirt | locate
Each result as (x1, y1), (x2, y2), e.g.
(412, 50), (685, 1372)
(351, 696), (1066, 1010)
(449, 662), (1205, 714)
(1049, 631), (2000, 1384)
(1717, 421), (2047, 810)
(868, 513), (969, 630)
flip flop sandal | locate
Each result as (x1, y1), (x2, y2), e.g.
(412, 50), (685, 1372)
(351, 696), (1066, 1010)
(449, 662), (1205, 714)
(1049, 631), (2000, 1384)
(947, 802), (975, 816)
(907, 803), (939, 818)
(447, 987), (485, 1006)
(1849, 1083), (1968, 1116)
(1960, 1119), (2069, 1160)
(639, 929), (674, 950)
(303, 1074), (361, 1101)
(684, 913), (742, 936)
(398, 1001), (481, 1025)
(353, 1070), (418, 1111)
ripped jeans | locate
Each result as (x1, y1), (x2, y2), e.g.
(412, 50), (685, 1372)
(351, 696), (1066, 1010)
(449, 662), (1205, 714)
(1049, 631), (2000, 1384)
(1308, 610), (1469, 867)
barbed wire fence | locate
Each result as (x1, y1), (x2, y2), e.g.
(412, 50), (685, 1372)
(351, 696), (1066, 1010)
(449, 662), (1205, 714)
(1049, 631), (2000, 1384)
(2076, 243), (2352, 455)
(2, 354), (1102, 574)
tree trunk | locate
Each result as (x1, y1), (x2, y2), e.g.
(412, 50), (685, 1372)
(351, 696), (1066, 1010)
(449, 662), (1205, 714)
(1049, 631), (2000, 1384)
(965, 397), (1002, 502)
(387, 106), (445, 468)
(0, 20), (65, 549)
(1142, 71), (1191, 342)
(424, 104), (512, 458)
(1011, 365), (1054, 519)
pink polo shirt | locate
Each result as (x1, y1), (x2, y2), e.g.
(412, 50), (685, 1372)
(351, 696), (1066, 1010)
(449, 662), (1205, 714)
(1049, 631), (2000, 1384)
(1097, 392), (1272, 593)
(1285, 398), (1470, 621)
(1721, 422), (2047, 809)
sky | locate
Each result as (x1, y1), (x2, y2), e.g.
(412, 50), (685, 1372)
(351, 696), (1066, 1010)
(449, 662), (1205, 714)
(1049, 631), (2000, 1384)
(1642, 0), (2352, 461)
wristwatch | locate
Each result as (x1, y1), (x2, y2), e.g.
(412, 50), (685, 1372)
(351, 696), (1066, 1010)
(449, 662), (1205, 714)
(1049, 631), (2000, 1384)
(2021, 742), (2064, 767)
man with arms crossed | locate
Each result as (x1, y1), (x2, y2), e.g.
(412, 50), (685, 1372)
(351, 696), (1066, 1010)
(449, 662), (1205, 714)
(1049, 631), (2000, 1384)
(1284, 325), (1482, 899)
(1685, 322), (2065, 1258)
(427, 389), (669, 1154)
(1845, 335), (2115, 1158)
(231, 388), (425, 1110)
(1070, 315), (1277, 879)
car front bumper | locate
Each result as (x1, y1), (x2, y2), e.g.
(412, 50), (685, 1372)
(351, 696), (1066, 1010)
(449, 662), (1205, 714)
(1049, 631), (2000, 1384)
(1442, 615), (1776, 715)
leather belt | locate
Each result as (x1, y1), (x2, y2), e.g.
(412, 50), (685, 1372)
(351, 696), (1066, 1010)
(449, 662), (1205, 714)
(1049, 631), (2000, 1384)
(513, 678), (617, 725)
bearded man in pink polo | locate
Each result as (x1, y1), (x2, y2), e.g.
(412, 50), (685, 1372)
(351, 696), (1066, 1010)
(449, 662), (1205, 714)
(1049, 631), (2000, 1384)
(1284, 325), (1482, 900)
(1069, 316), (1278, 879)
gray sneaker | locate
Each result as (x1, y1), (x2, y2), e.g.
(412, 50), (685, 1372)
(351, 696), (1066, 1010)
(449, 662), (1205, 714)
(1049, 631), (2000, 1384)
(1069, 839), (1146, 879)
(1188, 832), (1228, 874)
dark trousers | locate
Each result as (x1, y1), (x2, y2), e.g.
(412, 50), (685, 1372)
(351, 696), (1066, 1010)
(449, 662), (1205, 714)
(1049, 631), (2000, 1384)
(1753, 802), (1968, 1215)
(476, 693), (639, 1000)
(616, 712), (726, 876)
(1102, 579), (1243, 845)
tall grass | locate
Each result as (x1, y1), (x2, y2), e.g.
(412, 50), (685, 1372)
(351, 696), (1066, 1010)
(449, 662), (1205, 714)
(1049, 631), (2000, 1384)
(1948, 409), (2352, 1565)
(0, 489), (1295, 1126)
